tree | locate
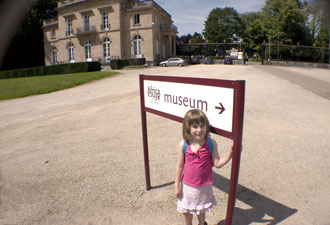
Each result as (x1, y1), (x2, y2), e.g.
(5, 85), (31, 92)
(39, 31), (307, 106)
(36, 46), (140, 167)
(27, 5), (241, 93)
(261, 0), (312, 45)
(176, 33), (193, 56)
(306, 0), (330, 45)
(188, 32), (205, 55)
(176, 34), (192, 45)
(305, 0), (323, 40)
(312, 0), (330, 62)
(203, 7), (244, 43)
(1, 0), (57, 70)
(241, 12), (267, 56)
(189, 32), (205, 44)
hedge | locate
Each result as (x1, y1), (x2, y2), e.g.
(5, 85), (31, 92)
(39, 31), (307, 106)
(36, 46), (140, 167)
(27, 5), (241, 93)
(110, 58), (145, 69)
(0, 61), (101, 79)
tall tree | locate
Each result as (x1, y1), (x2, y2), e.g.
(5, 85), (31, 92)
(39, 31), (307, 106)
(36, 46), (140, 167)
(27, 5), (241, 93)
(304, 0), (323, 40)
(312, 0), (330, 62)
(176, 33), (193, 56)
(176, 33), (192, 45)
(1, 0), (57, 70)
(189, 32), (205, 43)
(261, 0), (312, 45)
(189, 32), (205, 55)
(306, 0), (330, 45)
(241, 12), (267, 56)
(203, 7), (244, 43)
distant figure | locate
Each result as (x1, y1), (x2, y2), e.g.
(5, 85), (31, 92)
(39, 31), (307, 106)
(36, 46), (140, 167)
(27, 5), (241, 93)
(174, 109), (233, 225)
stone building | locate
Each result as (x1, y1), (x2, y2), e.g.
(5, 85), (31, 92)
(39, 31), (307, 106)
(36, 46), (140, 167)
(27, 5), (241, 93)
(43, 0), (177, 65)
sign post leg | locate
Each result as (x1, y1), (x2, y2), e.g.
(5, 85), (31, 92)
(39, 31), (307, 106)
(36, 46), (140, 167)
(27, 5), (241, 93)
(139, 74), (151, 191)
(225, 80), (245, 225)
(141, 109), (151, 191)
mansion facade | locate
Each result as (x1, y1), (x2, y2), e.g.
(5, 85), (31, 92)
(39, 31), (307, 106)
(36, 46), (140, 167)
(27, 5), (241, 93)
(43, 0), (177, 65)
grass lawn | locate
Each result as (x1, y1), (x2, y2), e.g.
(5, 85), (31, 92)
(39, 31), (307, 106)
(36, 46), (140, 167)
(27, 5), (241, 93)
(0, 71), (118, 100)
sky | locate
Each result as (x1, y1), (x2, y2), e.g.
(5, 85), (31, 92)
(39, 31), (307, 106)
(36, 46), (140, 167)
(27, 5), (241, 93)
(154, 0), (265, 36)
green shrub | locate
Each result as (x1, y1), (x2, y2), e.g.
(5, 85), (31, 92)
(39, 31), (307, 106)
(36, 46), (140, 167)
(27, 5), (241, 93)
(0, 62), (101, 79)
(128, 58), (146, 66)
(110, 58), (146, 69)
(247, 58), (262, 62)
(110, 60), (122, 69)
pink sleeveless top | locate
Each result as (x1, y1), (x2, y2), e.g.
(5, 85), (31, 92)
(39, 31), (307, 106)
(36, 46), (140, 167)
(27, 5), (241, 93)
(182, 142), (213, 187)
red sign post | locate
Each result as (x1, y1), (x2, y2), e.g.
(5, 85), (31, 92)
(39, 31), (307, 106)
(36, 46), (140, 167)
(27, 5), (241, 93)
(139, 74), (245, 225)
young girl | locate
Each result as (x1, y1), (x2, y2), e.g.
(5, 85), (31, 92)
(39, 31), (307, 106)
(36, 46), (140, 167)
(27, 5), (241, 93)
(174, 109), (233, 225)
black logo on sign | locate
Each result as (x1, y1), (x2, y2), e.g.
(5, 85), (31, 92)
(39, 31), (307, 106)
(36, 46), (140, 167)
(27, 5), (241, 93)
(147, 86), (160, 101)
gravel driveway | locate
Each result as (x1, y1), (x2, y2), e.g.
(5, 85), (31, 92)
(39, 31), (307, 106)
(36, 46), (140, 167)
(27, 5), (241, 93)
(1, 65), (330, 225)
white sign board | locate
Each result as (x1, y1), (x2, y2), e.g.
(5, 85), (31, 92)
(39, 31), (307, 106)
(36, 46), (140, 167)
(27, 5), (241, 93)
(144, 80), (234, 132)
(238, 52), (243, 60)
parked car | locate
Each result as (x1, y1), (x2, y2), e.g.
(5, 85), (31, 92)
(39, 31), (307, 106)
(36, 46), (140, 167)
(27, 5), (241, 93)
(189, 57), (200, 64)
(204, 57), (213, 64)
(159, 58), (186, 67)
(224, 57), (233, 65)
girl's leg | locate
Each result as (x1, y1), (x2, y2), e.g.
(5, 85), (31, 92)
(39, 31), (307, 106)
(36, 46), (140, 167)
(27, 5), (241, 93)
(183, 213), (193, 225)
(197, 212), (205, 225)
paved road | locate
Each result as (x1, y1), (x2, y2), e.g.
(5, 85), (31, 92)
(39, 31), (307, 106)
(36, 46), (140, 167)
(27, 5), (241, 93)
(255, 65), (330, 100)
(0, 64), (329, 225)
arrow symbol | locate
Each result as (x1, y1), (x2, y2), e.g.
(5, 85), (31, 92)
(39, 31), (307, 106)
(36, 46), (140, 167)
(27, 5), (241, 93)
(215, 102), (225, 114)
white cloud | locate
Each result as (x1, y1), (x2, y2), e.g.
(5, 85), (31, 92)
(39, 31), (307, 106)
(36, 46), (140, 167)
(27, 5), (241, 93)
(218, 0), (265, 13)
(154, 0), (265, 35)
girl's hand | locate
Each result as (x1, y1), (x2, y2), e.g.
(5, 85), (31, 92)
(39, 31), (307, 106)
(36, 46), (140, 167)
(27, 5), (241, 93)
(174, 187), (180, 198)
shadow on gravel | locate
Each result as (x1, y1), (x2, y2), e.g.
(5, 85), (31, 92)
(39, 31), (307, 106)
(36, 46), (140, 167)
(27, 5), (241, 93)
(212, 172), (297, 225)
(151, 181), (175, 190)
(0, 171), (2, 205)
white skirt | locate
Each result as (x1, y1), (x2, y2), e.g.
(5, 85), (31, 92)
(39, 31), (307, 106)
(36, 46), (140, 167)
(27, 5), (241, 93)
(177, 183), (216, 215)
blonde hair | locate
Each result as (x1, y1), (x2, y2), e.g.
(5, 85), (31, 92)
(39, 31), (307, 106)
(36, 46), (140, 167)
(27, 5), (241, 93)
(182, 109), (210, 141)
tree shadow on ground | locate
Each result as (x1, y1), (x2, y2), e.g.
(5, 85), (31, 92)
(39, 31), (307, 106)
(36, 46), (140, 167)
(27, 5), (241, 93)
(212, 172), (297, 225)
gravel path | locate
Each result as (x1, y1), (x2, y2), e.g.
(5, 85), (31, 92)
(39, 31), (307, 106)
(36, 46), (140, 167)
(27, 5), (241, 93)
(0, 65), (330, 225)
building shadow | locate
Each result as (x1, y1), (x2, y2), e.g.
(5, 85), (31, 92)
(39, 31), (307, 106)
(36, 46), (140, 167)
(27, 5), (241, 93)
(212, 172), (297, 225)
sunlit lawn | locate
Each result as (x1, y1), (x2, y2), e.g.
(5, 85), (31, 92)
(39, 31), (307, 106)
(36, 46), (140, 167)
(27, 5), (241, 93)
(0, 71), (118, 100)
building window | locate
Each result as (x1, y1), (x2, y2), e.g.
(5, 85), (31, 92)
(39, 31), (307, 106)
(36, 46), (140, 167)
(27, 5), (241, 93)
(101, 12), (109, 30)
(156, 36), (159, 59)
(50, 29), (56, 39)
(68, 42), (74, 62)
(103, 37), (110, 62)
(84, 40), (92, 61)
(83, 15), (89, 31)
(133, 34), (142, 57)
(134, 14), (140, 25)
(66, 18), (73, 36)
(51, 47), (57, 64)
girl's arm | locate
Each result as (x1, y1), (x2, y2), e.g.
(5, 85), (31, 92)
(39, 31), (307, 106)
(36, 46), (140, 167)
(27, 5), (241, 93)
(174, 140), (185, 198)
(212, 139), (233, 169)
